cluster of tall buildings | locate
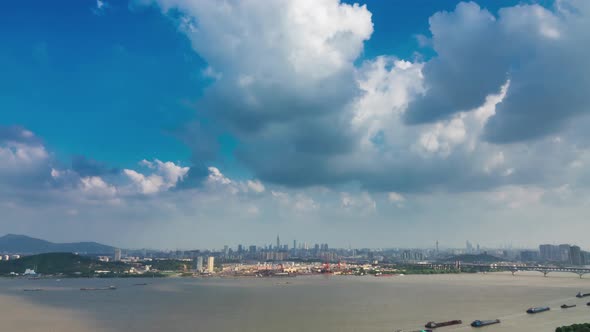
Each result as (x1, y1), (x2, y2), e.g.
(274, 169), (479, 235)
(538, 244), (589, 265)
(400, 250), (424, 262)
(192, 256), (215, 273)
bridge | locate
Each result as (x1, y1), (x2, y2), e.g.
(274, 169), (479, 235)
(462, 263), (590, 278)
(420, 262), (590, 278)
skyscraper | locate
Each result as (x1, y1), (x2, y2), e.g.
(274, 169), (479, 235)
(207, 256), (215, 273)
(539, 244), (552, 261)
(276, 234), (280, 251)
(114, 248), (121, 262)
(569, 246), (582, 265)
(559, 244), (571, 262)
(195, 256), (203, 272)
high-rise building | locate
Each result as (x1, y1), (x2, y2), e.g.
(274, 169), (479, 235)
(249, 245), (257, 253)
(114, 248), (122, 262)
(559, 244), (571, 262)
(466, 241), (473, 254)
(195, 256), (203, 272)
(276, 234), (280, 251)
(207, 256), (215, 273)
(223, 245), (229, 257)
(293, 240), (296, 251)
(569, 246), (582, 265)
(539, 244), (571, 262)
(539, 244), (553, 261)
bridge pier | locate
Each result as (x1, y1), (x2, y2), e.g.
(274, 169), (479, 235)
(541, 271), (549, 277)
(511, 270), (516, 276)
(578, 273), (584, 279)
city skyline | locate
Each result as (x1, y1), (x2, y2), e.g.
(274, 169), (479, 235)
(2, 0), (590, 249)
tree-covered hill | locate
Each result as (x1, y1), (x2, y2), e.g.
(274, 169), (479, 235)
(0, 252), (127, 276)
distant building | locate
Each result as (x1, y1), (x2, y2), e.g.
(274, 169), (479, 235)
(569, 246), (582, 265)
(559, 244), (571, 262)
(539, 244), (574, 262)
(249, 245), (257, 253)
(539, 244), (553, 261)
(401, 250), (424, 262)
(466, 241), (474, 254)
(114, 248), (122, 262)
(24, 269), (36, 275)
(194, 256), (203, 272)
(207, 256), (215, 273)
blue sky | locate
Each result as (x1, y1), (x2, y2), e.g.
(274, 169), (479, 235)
(2, 0), (590, 250)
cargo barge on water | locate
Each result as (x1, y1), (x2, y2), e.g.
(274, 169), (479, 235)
(471, 319), (500, 328)
(425, 320), (462, 328)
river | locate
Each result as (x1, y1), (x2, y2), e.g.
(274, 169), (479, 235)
(0, 272), (589, 331)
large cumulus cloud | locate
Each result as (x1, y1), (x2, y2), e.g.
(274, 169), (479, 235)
(138, 0), (590, 193)
(139, 0), (374, 183)
(406, 1), (590, 143)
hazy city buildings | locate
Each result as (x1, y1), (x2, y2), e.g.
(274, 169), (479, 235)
(538, 244), (588, 265)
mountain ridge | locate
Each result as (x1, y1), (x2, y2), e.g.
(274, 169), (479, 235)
(0, 234), (115, 254)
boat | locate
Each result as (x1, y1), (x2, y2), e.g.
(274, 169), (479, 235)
(394, 330), (432, 332)
(425, 320), (462, 328)
(527, 306), (550, 314)
(374, 273), (398, 277)
(133, 283), (148, 286)
(23, 288), (43, 292)
(576, 292), (590, 298)
(561, 304), (576, 309)
(587, 302), (590, 306)
(471, 319), (500, 327)
(80, 286), (117, 291)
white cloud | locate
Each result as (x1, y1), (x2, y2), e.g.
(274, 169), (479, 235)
(80, 176), (117, 199)
(206, 166), (231, 185)
(93, 0), (109, 15)
(247, 179), (265, 193)
(488, 185), (545, 209)
(340, 192), (376, 213)
(388, 192), (405, 203)
(124, 159), (189, 194)
(0, 143), (49, 172)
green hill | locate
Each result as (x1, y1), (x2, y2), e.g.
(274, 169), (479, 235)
(0, 234), (115, 254)
(0, 252), (127, 276)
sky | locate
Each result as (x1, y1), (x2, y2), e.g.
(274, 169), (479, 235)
(1, 0), (590, 250)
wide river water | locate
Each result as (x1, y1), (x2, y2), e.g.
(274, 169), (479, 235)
(1, 272), (589, 331)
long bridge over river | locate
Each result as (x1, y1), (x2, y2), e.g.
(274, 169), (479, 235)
(423, 262), (590, 278)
